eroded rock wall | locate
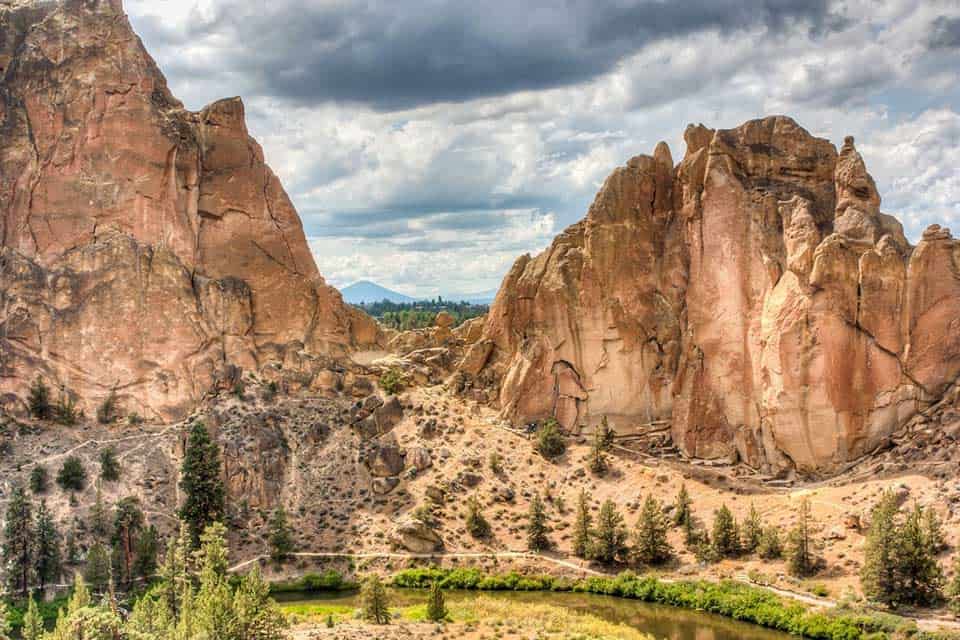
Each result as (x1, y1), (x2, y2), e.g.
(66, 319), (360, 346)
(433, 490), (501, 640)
(466, 116), (960, 475)
(0, 0), (379, 420)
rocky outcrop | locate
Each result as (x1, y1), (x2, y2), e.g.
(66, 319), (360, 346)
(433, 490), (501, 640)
(0, 0), (379, 420)
(465, 116), (960, 475)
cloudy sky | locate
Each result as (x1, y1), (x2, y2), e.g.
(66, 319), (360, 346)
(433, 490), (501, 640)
(125, 0), (960, 298)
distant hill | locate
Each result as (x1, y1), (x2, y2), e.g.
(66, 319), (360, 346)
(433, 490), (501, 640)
(340, 281), (416, 304)
(437, 289), (498, 304)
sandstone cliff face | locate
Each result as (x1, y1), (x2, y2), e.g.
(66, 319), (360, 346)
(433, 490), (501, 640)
(466, 116), (960, 475)
(0, 0), (379, 419)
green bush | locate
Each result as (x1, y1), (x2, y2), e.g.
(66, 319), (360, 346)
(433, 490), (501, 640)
(57, 455), (87, 491)
(379, 368), (406, 395)
(271, 570), (353, 593)
(535, 419), (566, 459)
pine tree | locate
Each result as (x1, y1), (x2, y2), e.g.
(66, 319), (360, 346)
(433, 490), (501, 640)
(65, 525), (80, 564)
(757, 526), (783, 560)
(923, 506), (947, 554)
(861, 490), (900, 605)
(572, 489), (593, 558)
(112, 496), (145, 587)
(464, 495), (491, 539)
(34, 500), (62, 592)
(84, 542), (112, 593)
(588, 430), (608, 475)
(157, 524), (192, 619)
(99, 447), (121, 482)
(711, 504), (740, 558)
(741, 503), (763, 553)
(2, 485), (33, 597)
(536, 419), (566, 459)
(672, 483), (692, 528)
(22, 594), (43, 640)
(234, 564), (286, 640)
(269, 506), (294, 562)
(591, 499), (627, 564)
(787, 497), (816, 578)
(194, 523), (237, 640)
(28, 376), (51, 420)
(29, 465), (49, 494)
(360, 574), (390, 624)
(896, 504), (944, 606)
(948, 556), (960, 616)
(179, 421), (226, 546)
(526, 492), (550, 552)
(426, 581), (448, 622)
(90, 483), (111, 541)
(634, 494), (672, 565)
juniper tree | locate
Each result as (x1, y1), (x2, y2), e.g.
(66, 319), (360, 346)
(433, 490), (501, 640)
(269, 506), (294, 562)
(179, 421), (225, 547)
(634, 494), (672, 565)
(34, 500), (62, 592)
(28, 376), (51, 420)
(787, 497), (816, 578)
(741, 503), (763, 553)
(861, 490), (900, 604)
(360, 575), (390, 624)
(426, 581), (448, 622)
(591, 499), (628, 564)
(2, 485), (33, 597)
(99, 446), (121, 482)
(672, 483), (692, 528)
(572, 489), (593, 558)
(465, 495), (491, 539)
(536, 419), (566, 459)
(711, 504), (740, 558)
(588, 430), (608, 475)
(527, 492), (550, 551)
(896, 504), (944, 606)
(29, 465), (49, 494)
(56, 455), (87, 492)
(757, 526), (783, 560)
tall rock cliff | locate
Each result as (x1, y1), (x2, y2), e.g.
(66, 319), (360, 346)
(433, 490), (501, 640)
(463, 116), (960, 475)
(0, 0), (379, 420)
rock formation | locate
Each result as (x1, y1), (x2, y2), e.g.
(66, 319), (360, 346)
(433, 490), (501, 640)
(0, 0), (379, 420)
(464, 116), (960, 475)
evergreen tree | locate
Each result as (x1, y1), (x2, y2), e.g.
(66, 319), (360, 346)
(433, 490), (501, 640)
(711, 504), (740, 558)
(21, 594), (43, 640)
(56, 455), (86, 492)
(65, 525), (80, 564)
(741, 503), (763, 553)
(591, 499), (627, 564)
(156, 524), (192, 620)
(90, 483), (111, 541)
(269, 506), (294, 562)
(787, 497), (816, 578)
(672, 483), (692, 528)
(112, 496), (145, 587)
(425, 581), (448, 622)
(34, 500), (62, 592)
(0, 599), (9, 640)
(597, 415), (616, 450)
(634, 494), (671, 565)
(96, 389), (117, 425)
(572, 489), (593, 558)
(29, 465), (49, 495)
(52, 389), (78, 426)
(923, 507), (947, 554)
(179, 421), (226, 546)
(536, 419), (566, 459)
(526, 492), (550, 552)
(948, 556), (960, 616)
(234, 564), (287, 640)
(757, 526), (783, 560)
(588, 430), (608, 475)
(28, 376), (51, 420)
(2, 485), (33, 597)
(360, 574), (390, 624)
(464, 495), (491, 539)
(133, 524), (160, 581)
(861, 491), (899, 605)
(99, 447), (121, 482)
(84, 542), (112, 593)
(896, 504), (944, 606)
(194, 522), (237, 640)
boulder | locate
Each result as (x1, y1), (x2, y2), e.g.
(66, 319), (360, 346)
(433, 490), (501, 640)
(366, 444), (406, 477)
(393, 517), (443, 553)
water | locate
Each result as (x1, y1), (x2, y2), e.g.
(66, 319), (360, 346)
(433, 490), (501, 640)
(278, 588), (793, 640)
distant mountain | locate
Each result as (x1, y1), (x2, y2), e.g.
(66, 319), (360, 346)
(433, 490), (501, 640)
(436, 289), (498, 304)
(340, 281), (416, 304)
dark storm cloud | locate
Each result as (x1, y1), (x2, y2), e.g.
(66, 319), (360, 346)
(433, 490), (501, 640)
(179, 0), (842, 110)
(929, 15), (960, 49)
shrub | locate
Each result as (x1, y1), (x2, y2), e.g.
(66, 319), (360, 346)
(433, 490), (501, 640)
(57, 456), (87, 491)
(99, 447), (120, 482)
(379, 368), (406, 395)
(535, 419), (566, 459)
(53, 390), (79, 425)
(29, 465), (49, 494)
(465, 495), (491, 538)
(96, 390), (117, 424)
(27, 376), (51, 420)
